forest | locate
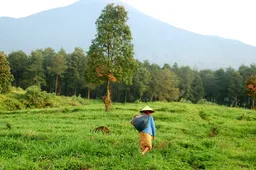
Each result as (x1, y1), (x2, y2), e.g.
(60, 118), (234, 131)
(1, 48), (256, 109)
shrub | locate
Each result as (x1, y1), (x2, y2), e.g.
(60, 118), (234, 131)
(3, 98), (25, 110)
(180, 98), (192, 104)
(23, 86), (54, 108)
(0, 94), (25, 111)
(197, 99), (216, 105)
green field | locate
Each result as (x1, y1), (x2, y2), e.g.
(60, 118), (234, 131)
(0, 102), (255, 170)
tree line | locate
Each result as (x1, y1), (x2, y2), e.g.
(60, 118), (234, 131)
(0, 48), (255, 108)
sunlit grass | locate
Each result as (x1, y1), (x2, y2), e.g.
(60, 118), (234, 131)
(0, 102), (255, 169)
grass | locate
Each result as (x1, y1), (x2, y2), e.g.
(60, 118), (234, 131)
(0, 102), (255, 169)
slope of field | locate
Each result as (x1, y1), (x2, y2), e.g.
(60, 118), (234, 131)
(0, 102), (255, 169)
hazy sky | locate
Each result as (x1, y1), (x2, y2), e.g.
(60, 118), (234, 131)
(0, 0), (255, 46)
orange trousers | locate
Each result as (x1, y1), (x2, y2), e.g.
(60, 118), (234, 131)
(139, 132), (152, 151)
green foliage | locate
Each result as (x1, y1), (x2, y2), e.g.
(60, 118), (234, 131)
(87, 3), (137, 110)
(23, 86), (54, 108)
(0, 94), (24, 111)
(190, 71), (205, 103)
(7, 50), (28, 88)
(175, 66), (195, 100)
(47, 49), (67, 94)
(246, 75), (256, 99)
(23, 50), (45, 87)
(180, 98), (192, 104)
(226, 67), (243, 107)
(0, 53), (14, 94)
(65, 48), (86, 95)
(87, 3), (137, 85)
(245, 75), (256, 109)
(0, 102), (255, 169)
(132, 63), (151, 100)
(197, 99), (217, 105)
(0, 87), (94, 111)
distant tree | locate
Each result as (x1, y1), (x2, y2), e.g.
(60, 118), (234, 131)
(239, 65), (252, 82)
(175, 66), (194, 100)
(245, 75), (256, 110)
(23, 50), (45, 87)
(0, 53), (13, 94)
(171, 62), (179, 74)
(238, 64), (256, 107)
(84, 55), (101, 99)
(7, 50), (28, 88)
(214, 68), (228, 105)
(190, 71), (204, 103)
(132, 63), (150, 101)
(226, 68), (243, 107)
(47, 49), (67, 95)
(87, 4), (137, 111)
(65, 47), (86, 96)
(146, 64), (161, 101)
(42, 47), (56, 92)
(162, 63), (172, 70)
(158, 68), (179, 101)
(200, 69), (216, 102)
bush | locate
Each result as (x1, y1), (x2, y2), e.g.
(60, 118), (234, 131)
(3, 98), (25, 110)
(180, 98), (192, 104)
(23, 86), (55, 108)
(71, 95), (87, 105)
(197, 99), (216, 105)
(0, 94), (25, 111)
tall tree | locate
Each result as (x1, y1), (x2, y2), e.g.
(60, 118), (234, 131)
(7, 51), (28, 88)
(23, 50), (45, 87)
(42, 47), (56, 92)
(226, 68), (243, 107)
(132, 62), (150, 101)
(175, 66), (194, 100)
(200, 69), (216, 102)
(146, 63), (161, 101)
(0, 53), (13, 94)
(87, 4), (137, 111)
(158, 68), (179, 101)
(85, 54), (101, 99)
(245, 75), (256, 110)
(65, 47), (86, 96)
(47, 49), (67, 95)
(190, 71), (205, 103)
(214, 68), (228, 105)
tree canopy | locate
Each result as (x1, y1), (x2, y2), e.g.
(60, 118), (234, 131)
(0, 52), (13, 94)
(246, 75), (256, 109)
(87, 3), (137, 111)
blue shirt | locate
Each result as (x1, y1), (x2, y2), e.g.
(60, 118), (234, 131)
(142, 115), (156, 137)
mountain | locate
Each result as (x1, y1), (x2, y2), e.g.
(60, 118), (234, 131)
(0, 0), (256, 69)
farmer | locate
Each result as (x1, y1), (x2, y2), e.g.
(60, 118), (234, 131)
(139, 106), (156, 155)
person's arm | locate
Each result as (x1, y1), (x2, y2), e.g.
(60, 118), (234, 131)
(151, 116), (156, 139)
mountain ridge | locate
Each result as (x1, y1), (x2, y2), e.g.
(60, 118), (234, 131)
(0, 0), (255, 69)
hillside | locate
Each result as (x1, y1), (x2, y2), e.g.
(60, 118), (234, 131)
(0, 102), (255, 169)
(1, 0), (256, 69)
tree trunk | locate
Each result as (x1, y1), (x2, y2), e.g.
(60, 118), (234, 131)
(105, 79), (111, 112)
(125, 89), (127, 103)
(55, 74), (58, 95)
(235, 97), (238, 107)
(88, 88), (90, 99)
(57, 84), (61, 96)
(252, 99), (255, 110)
(74, 88), (76, 96)
(16, 71), (19, 87)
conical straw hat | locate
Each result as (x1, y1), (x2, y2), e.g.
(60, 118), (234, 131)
(140, 106), (155, 113)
